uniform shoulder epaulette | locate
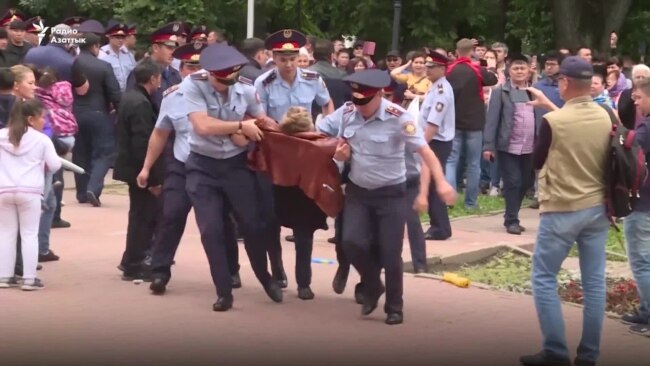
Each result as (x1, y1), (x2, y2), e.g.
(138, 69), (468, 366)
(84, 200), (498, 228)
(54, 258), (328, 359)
(437, 83), (444, 94)
(385, 105), (403, 117)
(190, 71), (209, 81)
(238, 75), (253, 86)
(262, 70), (277, 86)
(301, 70), (320, 81)
(343, 101), (355, 113)
(103, 49), (110, 55)
(163, 84), (180, 98)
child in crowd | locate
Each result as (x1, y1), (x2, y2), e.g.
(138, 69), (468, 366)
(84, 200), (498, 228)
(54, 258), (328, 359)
(0, 98), (61, 290)
(35, 67), (77, 151)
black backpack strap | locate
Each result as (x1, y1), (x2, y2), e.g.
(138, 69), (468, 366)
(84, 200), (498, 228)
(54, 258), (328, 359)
(599, 103), (619, 127)
(598, 103), (619, 227)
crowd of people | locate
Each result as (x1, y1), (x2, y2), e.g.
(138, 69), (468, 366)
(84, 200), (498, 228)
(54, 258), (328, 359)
(0, 6), (649, 366)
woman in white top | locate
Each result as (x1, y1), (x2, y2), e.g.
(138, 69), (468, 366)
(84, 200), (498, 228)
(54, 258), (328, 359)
(0, 98), (61, 290)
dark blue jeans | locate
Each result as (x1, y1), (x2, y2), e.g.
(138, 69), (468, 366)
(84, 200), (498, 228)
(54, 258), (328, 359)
(72, 111), (115, 201)
(497, 152), (533, 226)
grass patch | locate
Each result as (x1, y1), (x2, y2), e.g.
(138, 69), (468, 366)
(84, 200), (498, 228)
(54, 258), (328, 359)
(420, 192), (531, 220)
(430, 249), (639, 315)
(568, 228), (627, 261)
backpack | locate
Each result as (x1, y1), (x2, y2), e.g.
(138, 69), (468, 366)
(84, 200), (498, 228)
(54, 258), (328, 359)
(601, 104), (647, 219)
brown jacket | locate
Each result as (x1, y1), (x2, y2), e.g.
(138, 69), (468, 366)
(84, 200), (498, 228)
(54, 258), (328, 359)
(247, 119), (344, 217)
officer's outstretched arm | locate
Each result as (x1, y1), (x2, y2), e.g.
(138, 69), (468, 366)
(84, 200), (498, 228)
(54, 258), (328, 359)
(418, 145), (456, 205)
(189, 112), (247, 136)
(142, 128), (172, 172)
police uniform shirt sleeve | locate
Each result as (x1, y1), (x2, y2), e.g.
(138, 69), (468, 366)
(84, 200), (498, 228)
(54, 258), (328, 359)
(243, 85), (264, 118)
(314, 76), (331, 106)
(316, 104), (345, 136)
(155, 95), (175, 130)
(253, 75), (270, 114)
(400, 111), (427, 151)
(180, 78), (209, 116)
(424, 91), (448, 127)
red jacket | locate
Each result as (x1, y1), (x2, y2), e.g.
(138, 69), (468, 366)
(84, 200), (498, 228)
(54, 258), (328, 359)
(247, 119), (344, 217)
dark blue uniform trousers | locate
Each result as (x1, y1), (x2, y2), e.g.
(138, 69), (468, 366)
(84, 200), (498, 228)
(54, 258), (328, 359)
(72, 111), (115, 202)
(342, 182), (407, 314)
(185, 152), (271, 299)
(150, 157), (239, 282)
(427, 140), (453, 239)
(253, 173), (286, 280)
(405, 177), (427, 271)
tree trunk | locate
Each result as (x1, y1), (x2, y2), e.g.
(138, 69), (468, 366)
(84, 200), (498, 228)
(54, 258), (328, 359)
(553, 0), (581, 49)
(598, 0), (633, 54)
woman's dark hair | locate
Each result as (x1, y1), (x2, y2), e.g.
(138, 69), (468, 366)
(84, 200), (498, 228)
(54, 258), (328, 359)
(346, 57), (368, 74)
(35, 67), (59, 89)
(8, 98), (43, 148)
(409, 51), (427, 62)
(483, 49), (497, 60)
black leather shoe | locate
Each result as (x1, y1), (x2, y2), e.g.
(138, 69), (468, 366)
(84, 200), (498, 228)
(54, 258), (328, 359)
(231, 273), (242, 289)
(519, 351), (571, 366)
(86, 191), (101, 207)
(424, 233), (451, 241)
(213, 297), (233, 312)
(327, 237), (338, 244)
(150, 278), (167, 295)
(265, 281), (283, 303)
(274, 270), (288, 289)
(298, 287), (315, 300)
(51, 219), (71, 228)
(413, 267), (428, 274)
(361, 285), (385, 316)
(507, 224), (523, 235)
(332, 266), (349, 294)
(385, 312), (403, 325)
(354, 283), (364, 304)
(285, 235), (294, 242)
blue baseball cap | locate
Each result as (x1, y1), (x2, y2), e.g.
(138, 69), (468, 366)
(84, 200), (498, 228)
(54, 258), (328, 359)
(559, 56), (594, 80)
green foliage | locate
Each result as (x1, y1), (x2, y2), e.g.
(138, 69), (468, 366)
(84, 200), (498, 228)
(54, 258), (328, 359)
(14, 0), (650, 58)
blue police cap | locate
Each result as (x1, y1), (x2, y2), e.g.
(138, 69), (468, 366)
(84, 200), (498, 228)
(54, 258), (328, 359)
(173, 42), (206, 65)
(559, 56), (594, 80)
(265, 29), (306, 54)
(343, 69), (391, 95)
(105, 20), (128, 37)
(150, 22), (183, 47)
(78, 19), (105, 35)
(199, 43), (248, 76)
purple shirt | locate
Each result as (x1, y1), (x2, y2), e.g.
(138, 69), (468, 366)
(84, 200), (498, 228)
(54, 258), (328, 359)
(508, 102), (536, 155)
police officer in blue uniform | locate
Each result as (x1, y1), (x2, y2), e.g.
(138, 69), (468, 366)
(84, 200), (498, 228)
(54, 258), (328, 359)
(323, 69), (456, 325)
(126, 22), (182, 109)
(99, 20), (136, 92)
(419, 50), (456, 242)
(136, 43), (242, 294)
(180, 43), (282, 311)
(253, 29), (334, 288)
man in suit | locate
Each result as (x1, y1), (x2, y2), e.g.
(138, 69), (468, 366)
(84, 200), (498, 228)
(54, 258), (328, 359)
(113, 59), (164, 280)
(71, 32), (122, 207)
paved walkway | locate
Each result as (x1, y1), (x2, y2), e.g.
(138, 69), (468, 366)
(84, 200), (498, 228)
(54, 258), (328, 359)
(1, 184), (647, 365)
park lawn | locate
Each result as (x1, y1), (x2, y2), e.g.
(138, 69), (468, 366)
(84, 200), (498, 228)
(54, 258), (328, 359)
(568, 226), (627, 260)
(420, 192), (514, 220)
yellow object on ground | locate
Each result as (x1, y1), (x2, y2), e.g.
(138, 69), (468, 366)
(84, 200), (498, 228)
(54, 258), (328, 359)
(442, 272), (470, 288)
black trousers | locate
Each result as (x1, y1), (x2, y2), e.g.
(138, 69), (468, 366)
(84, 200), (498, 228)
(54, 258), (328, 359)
(427, 140), (453, 239)
(254, 173), (285, 279)
(342, 182), (407, 314)
(121, 183), (160, 275)
(150, 157), (240, 282)
(185, 152), (271, 299)
(497, 152), (534, 226)
(405, 178), (426, 270)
